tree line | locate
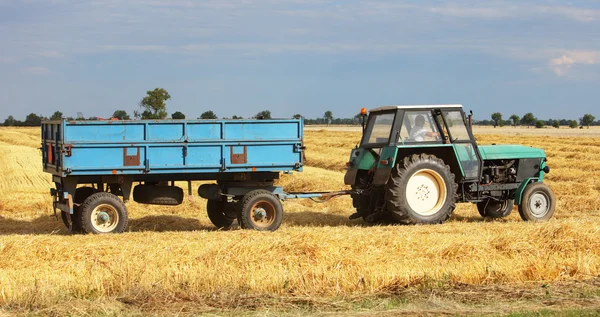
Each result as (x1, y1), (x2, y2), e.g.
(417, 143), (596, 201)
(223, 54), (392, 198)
(485, 112), (598, 129)
(2, 87), (597, 128)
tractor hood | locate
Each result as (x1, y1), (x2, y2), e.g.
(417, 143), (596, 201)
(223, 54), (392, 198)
(478, 145), (546, 160)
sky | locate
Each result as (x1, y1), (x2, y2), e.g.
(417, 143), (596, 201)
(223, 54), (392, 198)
(0, 0), (599, 121)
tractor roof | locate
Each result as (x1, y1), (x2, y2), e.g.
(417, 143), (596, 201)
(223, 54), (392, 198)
(370, 104), (463, 112)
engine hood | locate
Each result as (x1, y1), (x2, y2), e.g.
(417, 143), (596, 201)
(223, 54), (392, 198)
(478, 144), (546, 161)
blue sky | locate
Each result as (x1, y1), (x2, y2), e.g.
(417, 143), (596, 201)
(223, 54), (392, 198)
(0, 0), (599, 121)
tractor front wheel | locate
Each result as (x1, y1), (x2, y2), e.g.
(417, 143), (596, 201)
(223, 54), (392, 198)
(385, 154), (457, 224)
(518, 182), (556, 221)
(477, 199), (514, 219)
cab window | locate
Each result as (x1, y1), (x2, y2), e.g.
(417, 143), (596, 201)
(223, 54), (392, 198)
(399, 111), (440, 143)
(362, 112), (395, 146)
(443, 111), (471, 142)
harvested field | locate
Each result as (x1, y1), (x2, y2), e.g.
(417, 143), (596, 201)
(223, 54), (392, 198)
(1, 127), (599, 316)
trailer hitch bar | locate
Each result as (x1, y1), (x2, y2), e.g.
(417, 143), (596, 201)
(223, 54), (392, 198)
(279, 190), (354, 202)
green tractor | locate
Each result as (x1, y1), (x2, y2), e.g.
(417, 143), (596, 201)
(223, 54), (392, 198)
(345, 105), (556, 224)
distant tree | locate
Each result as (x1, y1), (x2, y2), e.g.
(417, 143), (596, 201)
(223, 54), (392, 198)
(24, 113), (43, 126)
(535, 120), (545, 129)
(551, 120), (560, 129)
(521, 113), (536, 127)
(232, 115), (242, 119)
(139, 88), (170, 119)
(509, 114), (520, 127)
(580, 114), (596, 128)
(198, 111), (216, 119)
(87, 117), (99, 121)
(50, 111), (63, 121)
(324, 110), (333, 126)
(3, 115), (16, 126)
(293, 114), (302, 119)
(172, 111), (186, 119)
(569, 120), (578, 129)
(255, 110), (271, 119)
(491, 112), (502, 128)
(112, 110), (131, 120)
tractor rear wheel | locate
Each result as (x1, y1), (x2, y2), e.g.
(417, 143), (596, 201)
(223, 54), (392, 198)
(385, 154), (456, 224)
(518, 182), (556, 221)
(477, 199), (514, 218)
(206, 199), (236, 229)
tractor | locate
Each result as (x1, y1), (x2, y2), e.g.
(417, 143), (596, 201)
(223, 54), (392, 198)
(344, 105), (556, 224)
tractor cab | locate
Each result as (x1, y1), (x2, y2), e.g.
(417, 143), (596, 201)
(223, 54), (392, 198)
(354, 105), (481, 183)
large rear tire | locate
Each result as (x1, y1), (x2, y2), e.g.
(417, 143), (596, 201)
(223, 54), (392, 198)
(385, 154), (456, 224)
(518, 182), (556, 222)
(477, 199), (514, 218)
(79, 192), (129, 234)
(237, 190), (283, 231)
(206, 199), (236, 229)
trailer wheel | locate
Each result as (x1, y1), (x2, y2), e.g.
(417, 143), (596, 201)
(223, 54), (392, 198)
(61, 187), (97, 233)
(79, 192), (128, 234)
(477, 199), (514, 218)
(518, 182), (556, 222)
(133, 185), (183, 205)
(385, 154), (456, 225)
(237, 190), (283, 231)
(206, 199), (236, 229)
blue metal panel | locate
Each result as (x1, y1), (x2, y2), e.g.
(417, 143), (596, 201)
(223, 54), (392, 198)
(65, 123), (145, 142)
(224, 121), (300, 140)
(186, 145), (222, 167)
(44, 118), (304, 177)
(147, 123), (185, 141)
(187, 123), (222, 140)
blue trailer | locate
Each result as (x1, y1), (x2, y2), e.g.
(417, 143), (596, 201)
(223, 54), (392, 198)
(42, 118), (347, 234)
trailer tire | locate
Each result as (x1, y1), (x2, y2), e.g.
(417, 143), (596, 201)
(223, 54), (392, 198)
(237, 190), (283, 231)
(207, 199), (236, 229)
(518, 182), (556, 222)
(133, 185), (183, 205)
(477, 199), (514, 218)
(61, 186), (98, 233)
(79, 192), (128, 234)
(385, 154), (456, 225)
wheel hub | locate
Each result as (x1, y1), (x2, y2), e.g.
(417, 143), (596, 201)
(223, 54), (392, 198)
(91, 204), (119, 233)
(530, 192), (549, 217)
(254, 208), (267, 221)
(97, 211), (110, 223)
(415, 184), (431, 201)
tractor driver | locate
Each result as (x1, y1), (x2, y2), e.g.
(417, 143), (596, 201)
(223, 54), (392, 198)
(409, 115), (439, 141)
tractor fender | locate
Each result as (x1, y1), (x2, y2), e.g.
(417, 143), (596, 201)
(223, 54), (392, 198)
(514, 177), (539, 205)
(372, 146), (398, 185)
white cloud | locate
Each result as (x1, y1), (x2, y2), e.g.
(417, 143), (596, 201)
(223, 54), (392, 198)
(549, 50), (599, 76)
(38, 51), (64, 58)
(0, 56), (17, 63)
(20, 66), (50, 75)
(97, 45), (168, 52)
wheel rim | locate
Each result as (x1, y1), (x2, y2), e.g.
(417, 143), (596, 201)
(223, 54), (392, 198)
(529, 192), (550, 218)
(91, 204), (119, 233)
(405, 169), (447, 216)
(249, 201), (276, 229)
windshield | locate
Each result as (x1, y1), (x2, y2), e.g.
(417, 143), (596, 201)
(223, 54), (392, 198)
(362, 112), (395, 146)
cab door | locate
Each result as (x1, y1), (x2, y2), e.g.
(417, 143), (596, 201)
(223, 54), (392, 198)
(441, 110), (481, 180)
